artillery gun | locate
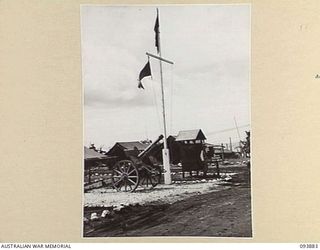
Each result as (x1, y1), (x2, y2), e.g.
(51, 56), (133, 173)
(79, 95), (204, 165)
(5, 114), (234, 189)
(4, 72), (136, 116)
(111, 135), (164, 192)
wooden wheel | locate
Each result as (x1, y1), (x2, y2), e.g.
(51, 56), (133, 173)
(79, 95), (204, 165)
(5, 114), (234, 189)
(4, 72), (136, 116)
(139, 166), (161, 189)
(112, 160), (139, 192)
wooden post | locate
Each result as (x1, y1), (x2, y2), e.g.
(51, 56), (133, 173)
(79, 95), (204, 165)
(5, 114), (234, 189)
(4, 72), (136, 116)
(155, 9), (171, 185)
(221, 143), (225, 161)
(88, 165), (92, 184)
(216, 161), (220, 177)
(146, 52), (174, 65)
(234, 117), (242, 157)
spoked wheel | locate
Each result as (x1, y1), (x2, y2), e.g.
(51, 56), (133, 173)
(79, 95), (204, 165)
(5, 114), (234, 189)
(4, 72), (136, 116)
(139, 166), (162, 189)
(112, 160), (139, 192)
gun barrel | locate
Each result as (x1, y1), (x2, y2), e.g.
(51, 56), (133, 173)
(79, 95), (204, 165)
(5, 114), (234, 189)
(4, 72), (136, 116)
(138, 135), (164, 159)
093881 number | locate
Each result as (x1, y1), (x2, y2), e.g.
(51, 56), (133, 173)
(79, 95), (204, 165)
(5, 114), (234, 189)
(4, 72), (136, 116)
(300, 244), (318, 248)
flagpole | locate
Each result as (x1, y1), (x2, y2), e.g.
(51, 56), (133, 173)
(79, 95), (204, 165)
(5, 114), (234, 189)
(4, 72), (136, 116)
(157, 8), (172, 184)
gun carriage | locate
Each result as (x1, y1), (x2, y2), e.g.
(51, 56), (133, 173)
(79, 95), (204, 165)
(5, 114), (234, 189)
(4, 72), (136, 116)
(111, 135), (164, 192)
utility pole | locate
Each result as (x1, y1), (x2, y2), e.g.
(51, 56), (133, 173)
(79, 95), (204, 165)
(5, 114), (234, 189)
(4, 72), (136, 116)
(234, 116), (242, 156)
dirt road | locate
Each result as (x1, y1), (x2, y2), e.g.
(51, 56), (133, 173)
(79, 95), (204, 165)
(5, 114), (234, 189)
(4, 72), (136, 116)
(84, 166), (252, 237)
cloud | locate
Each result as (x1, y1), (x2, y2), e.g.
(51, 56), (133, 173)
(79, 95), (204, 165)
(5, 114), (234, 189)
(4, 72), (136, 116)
(83, 41), (156, 108)
(85, 86), (153, 108)
(82, 5), (250, 147)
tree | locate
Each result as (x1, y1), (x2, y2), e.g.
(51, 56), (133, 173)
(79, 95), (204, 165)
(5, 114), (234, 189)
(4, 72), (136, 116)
(240, 131), (250, 158)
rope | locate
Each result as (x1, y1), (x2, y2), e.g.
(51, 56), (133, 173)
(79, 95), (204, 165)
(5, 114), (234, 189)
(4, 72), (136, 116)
(169, 63), (174, 135)
(150, 76), (162, 134)
(148, 56), (153, 80)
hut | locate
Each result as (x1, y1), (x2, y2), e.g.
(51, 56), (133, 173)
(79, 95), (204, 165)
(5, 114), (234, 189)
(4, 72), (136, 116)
(143, 129), (207, 169)
(84, 146), (109, 169)
(175, 129), (206, 144)
(175, 129), (207, 173)
(142, 135), (181, 165)
(106, 140), (151, 160)
(84, 146), (117, 185)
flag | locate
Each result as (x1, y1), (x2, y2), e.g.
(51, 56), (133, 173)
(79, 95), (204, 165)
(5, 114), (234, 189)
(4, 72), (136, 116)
(154, 9), (160, 53)
(138, 61), (151, 89)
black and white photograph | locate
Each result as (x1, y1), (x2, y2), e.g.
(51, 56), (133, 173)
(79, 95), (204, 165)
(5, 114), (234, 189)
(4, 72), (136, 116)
(81, 4), (251, 237)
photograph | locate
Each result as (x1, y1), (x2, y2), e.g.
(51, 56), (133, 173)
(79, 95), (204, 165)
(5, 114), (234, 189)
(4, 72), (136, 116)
(81, 4), (251, 237)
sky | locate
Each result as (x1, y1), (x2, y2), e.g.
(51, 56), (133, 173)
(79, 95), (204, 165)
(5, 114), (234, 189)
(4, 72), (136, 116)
(81, 5), (251, 150)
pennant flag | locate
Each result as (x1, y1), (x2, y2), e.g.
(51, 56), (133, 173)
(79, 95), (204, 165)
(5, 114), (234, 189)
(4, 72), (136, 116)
(154, 9), (160, 53)
(138, 61), (152, 89)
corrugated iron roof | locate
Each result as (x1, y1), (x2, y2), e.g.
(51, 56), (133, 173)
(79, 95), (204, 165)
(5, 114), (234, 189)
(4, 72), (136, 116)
(84, 146), (108, 160)
(175, 129), (206, 141)
(117, 141), (151, 151)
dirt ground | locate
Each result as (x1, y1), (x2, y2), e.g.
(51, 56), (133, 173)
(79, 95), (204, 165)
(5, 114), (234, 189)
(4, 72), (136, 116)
(83, 166), (252, 237)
